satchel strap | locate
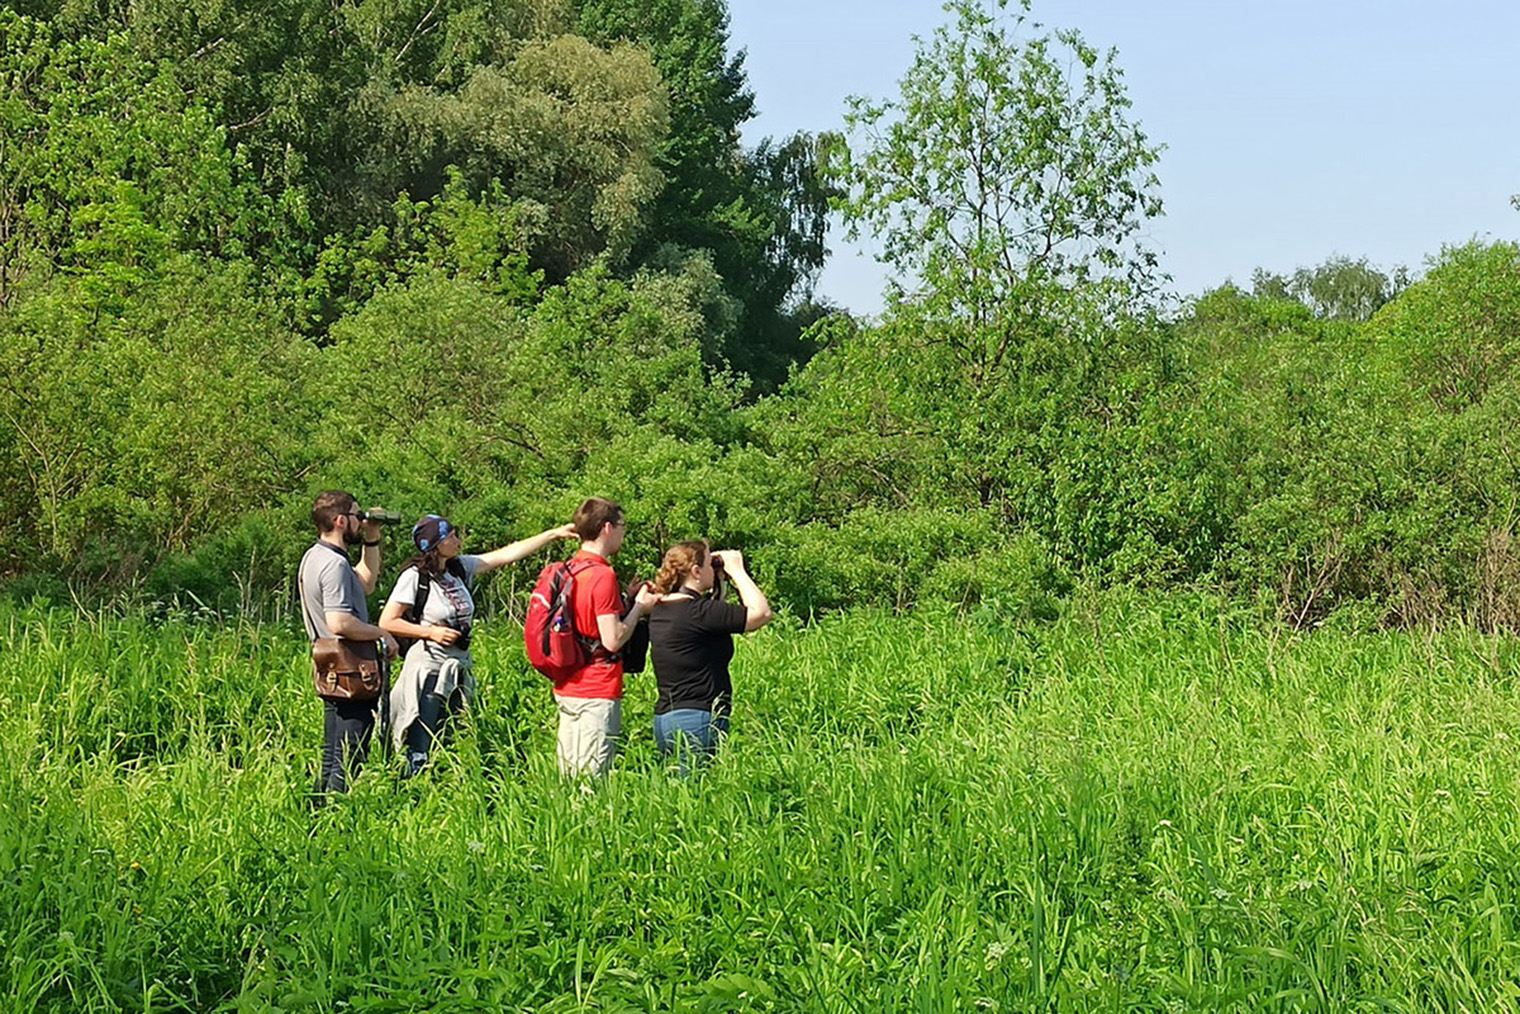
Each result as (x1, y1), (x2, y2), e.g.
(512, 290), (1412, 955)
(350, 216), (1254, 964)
(297, 551), (319, 642)
(298, 543), (373, 644)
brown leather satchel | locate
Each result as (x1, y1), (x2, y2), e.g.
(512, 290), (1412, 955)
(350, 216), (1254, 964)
(310, 637), (383, 702)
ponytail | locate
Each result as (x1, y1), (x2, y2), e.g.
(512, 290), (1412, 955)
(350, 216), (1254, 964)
(653, 540), (708, 595)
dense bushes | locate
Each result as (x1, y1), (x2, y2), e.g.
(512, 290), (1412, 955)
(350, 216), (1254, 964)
(4, 4), (1520, 628)
(5, 217), (1520, 629)
(1176, 242), (1520, 627)
(724, 240), (1520, 625)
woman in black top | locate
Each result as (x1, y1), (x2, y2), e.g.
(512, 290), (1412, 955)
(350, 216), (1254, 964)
(647, 541), (773, 772)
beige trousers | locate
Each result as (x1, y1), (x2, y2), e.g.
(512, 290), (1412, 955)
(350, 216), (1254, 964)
(554, 694), (621, 779)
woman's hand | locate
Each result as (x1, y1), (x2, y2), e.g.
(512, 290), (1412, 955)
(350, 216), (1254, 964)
(711, 550), (771, 632)
(554, 523), (578, 540)
(428, 625), (462, 646)
(711, 549), (745, 573)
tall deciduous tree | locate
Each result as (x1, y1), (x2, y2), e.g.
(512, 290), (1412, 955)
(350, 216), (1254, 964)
(832, 0), (1164, 369)
(577, 0), (836, 387)
(1250, 255), (1408, 322)
(387, 33), (669, 278)
(789, 0), (1172, 548)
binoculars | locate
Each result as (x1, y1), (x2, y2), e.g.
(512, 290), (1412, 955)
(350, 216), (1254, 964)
(361, 508), (404, 526)
(445, 621), (472, 650)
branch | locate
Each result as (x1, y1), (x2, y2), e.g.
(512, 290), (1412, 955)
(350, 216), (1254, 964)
(477, 429), (546, 460)
(395, 0), (444, 65)
(190, 36), (227, 60)
(229, 108), (272, 134)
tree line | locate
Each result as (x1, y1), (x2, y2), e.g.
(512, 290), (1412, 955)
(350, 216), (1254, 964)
(2, 0), (1519, 629)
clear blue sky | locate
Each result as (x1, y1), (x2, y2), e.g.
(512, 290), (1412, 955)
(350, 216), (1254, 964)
(727, 0), (1520, 315)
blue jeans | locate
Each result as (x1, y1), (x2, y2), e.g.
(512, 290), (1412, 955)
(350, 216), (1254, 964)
(653, 709), (728, 776)
(404, 670), (466, 778)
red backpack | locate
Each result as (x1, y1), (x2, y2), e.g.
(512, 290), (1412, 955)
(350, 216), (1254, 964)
(524, 559), (605, 680)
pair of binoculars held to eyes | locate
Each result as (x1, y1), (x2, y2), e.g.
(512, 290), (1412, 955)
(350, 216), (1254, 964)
(361, 509), (404, 526)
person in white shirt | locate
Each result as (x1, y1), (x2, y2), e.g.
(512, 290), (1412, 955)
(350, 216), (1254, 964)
(379, 513), (575, 776)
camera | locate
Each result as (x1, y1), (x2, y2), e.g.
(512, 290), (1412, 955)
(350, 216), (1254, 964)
(362, 508), (403, 526)
(711, 554), (724, 571)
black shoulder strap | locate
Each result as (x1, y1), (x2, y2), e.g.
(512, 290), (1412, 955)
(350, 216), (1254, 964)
(407, 558), (472, 624)
(406, 567), (433, 624)
(565, 558), (618, 660)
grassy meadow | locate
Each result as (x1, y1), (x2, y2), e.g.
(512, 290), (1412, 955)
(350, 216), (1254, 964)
(4, 594), (1520, 1012)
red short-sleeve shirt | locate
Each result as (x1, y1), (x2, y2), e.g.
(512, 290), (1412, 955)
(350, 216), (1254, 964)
(556, 549), (624, 699)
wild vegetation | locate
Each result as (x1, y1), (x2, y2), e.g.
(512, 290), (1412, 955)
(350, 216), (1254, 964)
(5, 596), (1520, 1010)
(4, 0), (1520, 1006)
(3, 1), (1518, 627)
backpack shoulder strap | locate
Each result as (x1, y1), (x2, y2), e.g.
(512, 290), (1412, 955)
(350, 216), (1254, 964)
(405, 567), (433, 623)
(563, 557), (617, 659)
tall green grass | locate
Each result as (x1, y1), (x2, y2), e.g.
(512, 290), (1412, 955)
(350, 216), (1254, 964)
(3, 593), (1520, 1011)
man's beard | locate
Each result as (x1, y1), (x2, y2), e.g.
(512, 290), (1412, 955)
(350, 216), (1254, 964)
(342, 526), (363, 546)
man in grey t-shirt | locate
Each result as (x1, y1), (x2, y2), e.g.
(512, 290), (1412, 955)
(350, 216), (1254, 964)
(298, 490), (398, 794)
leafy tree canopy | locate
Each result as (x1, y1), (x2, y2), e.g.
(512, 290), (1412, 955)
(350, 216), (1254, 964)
(577, 0), (837, 386)
(25, 0), (670, 293)
(831, 0), (1164, 332)
(0, 11), (275, 308)
(1250, 255), (1410, 323)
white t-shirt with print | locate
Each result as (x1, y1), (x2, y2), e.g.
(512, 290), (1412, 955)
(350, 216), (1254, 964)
(386, 555), (482, 629)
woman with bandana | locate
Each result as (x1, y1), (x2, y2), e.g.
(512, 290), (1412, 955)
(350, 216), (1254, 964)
(380, 514), (576, 776)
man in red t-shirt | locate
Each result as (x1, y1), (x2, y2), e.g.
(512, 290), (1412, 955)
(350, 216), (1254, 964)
(554, 497), (658, 778)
